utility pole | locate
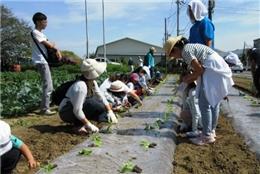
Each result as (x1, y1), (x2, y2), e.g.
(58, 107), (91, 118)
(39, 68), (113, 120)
(102, 0), (106, 61)
(84, 0), (89, 59)
(176, 0), (180, 36)
(164, 18), (167, 43)
(208, 0), (215, 21)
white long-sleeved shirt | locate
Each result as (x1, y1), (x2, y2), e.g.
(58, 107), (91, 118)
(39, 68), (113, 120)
(59, 80), (109, 120)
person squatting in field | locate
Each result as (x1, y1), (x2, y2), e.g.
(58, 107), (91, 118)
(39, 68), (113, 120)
(0, 120), (38, 174)
(58, 59), (118, 134)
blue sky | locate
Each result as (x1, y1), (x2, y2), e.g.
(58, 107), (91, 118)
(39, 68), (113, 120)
(2, 0), (260, 58)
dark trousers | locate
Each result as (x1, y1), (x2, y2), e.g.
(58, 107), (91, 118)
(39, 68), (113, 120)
(59, 97), (107, 126)
(150, 67), (155, 79)
(1, 148), (21, 174)
(253, 67), (260, 95)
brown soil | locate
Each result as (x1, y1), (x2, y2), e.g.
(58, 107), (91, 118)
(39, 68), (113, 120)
(3, 112), (91, 174)
(173, 115), (260, 174)
(3, 111), (260, 174)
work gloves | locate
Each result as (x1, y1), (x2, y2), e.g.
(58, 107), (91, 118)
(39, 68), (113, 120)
(85, 122), (99, 133)
(107, 110), (118, 123)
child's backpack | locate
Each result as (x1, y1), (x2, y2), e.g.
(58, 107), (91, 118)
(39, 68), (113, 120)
(51, 80), (78, 106)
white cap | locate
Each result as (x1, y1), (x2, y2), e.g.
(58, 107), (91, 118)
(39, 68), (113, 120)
(0, 120), (12, 156)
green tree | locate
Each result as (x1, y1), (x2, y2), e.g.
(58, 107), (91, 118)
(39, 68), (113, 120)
(1, 5), (32, 71)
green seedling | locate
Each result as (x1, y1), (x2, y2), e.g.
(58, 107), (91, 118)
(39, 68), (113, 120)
(103, 123), (113, 134)
(144, 123), (155, 130)
(78, 148), (92, 156)
(140, 140), (157, 151)
(144, 122), (159, 130)
(155, 118), (164, 127)
(120, 161), (135, 173)
(90, 133), (102, 147)
(251, 100), (259, 105)
(163, 112), (170, 122)
(140, 140), (150, 150)
(42, 163), (57, 173)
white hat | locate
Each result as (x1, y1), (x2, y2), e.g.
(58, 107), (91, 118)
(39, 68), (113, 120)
(0, 120), (12, 156)
(142, 66), (151, 80)
(188, 0), (208, 21)
(109, 80), (125, 92)
(164, 36), (183, 57)
(81, 59), (107, 79)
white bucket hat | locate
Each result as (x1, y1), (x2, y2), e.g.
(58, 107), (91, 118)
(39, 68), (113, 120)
(164, 35), (183, 57)
(81, 59), (107, 79)
(142, 66), (151, 80)
(0, 120), (12, 156)
(109, 80), (125, 92)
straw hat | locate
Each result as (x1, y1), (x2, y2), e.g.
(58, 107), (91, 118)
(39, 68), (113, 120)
(164, 36), (183, 57)
(109, 80), (125, 92)
(81, 59), (107, 79)
(0, 120), (12, 156)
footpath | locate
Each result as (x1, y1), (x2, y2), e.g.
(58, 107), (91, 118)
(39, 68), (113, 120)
(221, 87), (260, 159)
(37, 74), (181, 174)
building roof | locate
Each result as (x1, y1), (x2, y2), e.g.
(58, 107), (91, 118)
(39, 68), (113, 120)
(95, 37), (163, 56)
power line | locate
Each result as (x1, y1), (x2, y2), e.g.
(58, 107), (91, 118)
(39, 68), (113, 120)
(216, 6), (260, 12)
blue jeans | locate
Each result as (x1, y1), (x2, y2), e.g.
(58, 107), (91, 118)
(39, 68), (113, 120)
(199, 84), (220, 136)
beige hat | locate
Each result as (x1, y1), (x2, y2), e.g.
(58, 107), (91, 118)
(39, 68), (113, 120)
(164, 35), (183, 57)
(81, 59), (107, 79)
(109, 80), (125, 92)
(0, 120), (12, 156)
(150, 47), (156, 53)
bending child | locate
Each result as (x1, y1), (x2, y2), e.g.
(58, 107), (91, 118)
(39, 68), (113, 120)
(0, 120), (38, 174)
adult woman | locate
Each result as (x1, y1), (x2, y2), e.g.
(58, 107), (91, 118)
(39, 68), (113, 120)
(164, 36), (234, 145)
(58, 59), (118, 134)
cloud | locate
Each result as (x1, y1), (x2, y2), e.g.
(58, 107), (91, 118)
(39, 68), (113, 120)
(214, 11), (260, 26)
(216, 30), (258, 51)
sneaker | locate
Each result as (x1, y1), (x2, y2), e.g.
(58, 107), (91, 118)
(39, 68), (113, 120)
(211, 130), (216, 138)
(186, 130), (201, 138)
(40, 109), (56, 116)
(190, 135), (215, 145)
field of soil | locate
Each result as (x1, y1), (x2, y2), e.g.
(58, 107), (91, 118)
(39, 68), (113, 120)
(2, 76), (259, 174)
(173, 115), (260, 174)
(2, 109), (258, 174)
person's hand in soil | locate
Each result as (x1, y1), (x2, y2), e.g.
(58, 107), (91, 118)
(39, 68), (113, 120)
(19, 143), (39, 169)
(28, 158), (39, 169)
(85, 122), (99, 133)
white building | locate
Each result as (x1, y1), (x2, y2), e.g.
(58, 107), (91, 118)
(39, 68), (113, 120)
(95, 37), (165, 65)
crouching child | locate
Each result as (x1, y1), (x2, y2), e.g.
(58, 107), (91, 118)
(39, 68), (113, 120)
(0, 120), (38, 174)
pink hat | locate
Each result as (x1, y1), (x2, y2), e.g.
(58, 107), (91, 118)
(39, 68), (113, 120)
(130, 73), (139, 82)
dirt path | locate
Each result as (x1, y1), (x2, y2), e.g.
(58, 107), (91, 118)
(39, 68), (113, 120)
(173, 115), (260, 174)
